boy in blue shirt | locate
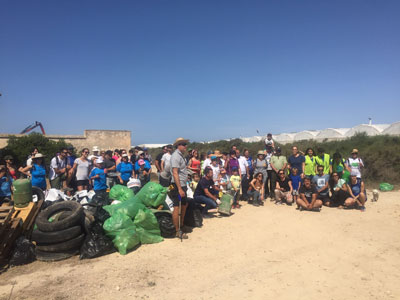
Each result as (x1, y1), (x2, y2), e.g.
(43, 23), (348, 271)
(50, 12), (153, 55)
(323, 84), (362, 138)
(289, 167), (302, 202)
(0, 165), (13, 205)
(90, 162), (107, 194)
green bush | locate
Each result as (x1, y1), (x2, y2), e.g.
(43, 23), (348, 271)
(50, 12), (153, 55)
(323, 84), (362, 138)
(0, 133), (73, 167)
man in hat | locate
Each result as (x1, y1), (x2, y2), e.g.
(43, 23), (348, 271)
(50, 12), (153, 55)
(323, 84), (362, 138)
(169, 137), (190, 239)
(346, 149), (364, 179)
(89, 146), (100, 162)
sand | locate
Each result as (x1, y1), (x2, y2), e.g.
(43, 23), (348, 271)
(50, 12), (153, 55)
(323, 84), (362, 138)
(1, 190), (399, 300)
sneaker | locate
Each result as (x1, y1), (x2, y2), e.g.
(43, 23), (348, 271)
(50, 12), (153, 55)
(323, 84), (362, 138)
(275, 201), (282, 205)
(253, 202), (260, 207)
(236, 204), (241, 209)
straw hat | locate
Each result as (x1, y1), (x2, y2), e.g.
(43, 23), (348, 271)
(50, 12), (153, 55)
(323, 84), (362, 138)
(257, 150), (265, 156)
(33, 153), (45, 159)
(173, 137), (189, 146)
(214, 150), (223, 157)
(352, 149), (358, 154)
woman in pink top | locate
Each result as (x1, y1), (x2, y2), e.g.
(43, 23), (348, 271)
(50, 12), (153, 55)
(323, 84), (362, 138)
(188, 149), (201, 174)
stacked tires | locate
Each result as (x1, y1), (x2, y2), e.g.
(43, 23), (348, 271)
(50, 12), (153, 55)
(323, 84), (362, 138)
(33, 201), (85, 262)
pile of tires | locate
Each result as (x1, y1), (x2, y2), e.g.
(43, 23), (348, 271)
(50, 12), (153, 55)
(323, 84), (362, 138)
(33, 201), (85, 262)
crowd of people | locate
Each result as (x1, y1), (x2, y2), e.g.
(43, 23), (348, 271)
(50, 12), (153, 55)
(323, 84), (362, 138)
(0, 134), (367, 239)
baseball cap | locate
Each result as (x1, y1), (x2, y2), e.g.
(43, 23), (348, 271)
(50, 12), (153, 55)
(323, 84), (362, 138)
(138, 159), (145, 166)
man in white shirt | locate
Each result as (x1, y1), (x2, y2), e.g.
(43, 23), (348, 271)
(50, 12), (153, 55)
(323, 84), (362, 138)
(159, 144), (173, 187)
(237, 150), (250, 200)
(49, 148), (69, 190)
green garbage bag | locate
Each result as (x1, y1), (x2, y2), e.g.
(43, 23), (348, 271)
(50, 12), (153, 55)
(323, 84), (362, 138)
(111, 226), (140, 255)
(103, 212), (135, 237)
(133, 208), (163, 244)
(342, 170), (350, 183)
(218, 194), (232, 216)
(379, 183), (394, 191)
(103, 198), (146, 219)
(109, 185), (135, 202)
(135, 182), (168, 208)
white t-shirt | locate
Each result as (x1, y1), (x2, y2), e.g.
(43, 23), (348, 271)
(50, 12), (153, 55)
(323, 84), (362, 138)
(265, 138), (274, 146)
(74, 158), (92, 181)
(26, 157), (33, 167)
(202, 158), (211, 170)
(238, 156), (248, 175)
(210, 164), (220, 181)
(49, 155), (68, 180)
(265, 153), (273, 171)
(347, 157), (363, 178)
(161, 153), (172, 179)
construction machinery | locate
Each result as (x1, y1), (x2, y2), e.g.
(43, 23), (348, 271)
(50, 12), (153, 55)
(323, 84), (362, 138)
(20, 121), (46, 135)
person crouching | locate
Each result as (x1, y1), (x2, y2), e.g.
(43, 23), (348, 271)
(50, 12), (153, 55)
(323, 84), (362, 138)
(194, 167), (219, 218)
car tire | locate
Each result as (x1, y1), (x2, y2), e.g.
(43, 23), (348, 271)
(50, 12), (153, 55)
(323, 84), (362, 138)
(36, 201), (84, 232)
(35, 249), (79, 262)
(36, 234), (85, 253)
(32, 186), (45, 202)
(32, 226), (82, 245)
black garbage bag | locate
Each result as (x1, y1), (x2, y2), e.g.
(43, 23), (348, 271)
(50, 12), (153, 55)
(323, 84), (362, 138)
(154, 211), (176, 238)
(83, 192), (111, 224)
(193, 209), (203, 228)
(183, 198), (203, 228)
(80, 222), (115, 259)
(9, 237), (36, 266)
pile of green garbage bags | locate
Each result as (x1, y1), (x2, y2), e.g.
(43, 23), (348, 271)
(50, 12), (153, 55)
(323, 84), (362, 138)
(102, 182), (168, 255)
(379, 182), (394, 191)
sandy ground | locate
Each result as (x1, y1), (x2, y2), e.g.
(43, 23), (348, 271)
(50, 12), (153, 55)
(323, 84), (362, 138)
(1, 190), (400, 300)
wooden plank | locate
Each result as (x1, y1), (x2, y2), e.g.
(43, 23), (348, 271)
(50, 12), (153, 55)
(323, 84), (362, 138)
(0, 219), (22, 260)
(25, 200), (44, 239)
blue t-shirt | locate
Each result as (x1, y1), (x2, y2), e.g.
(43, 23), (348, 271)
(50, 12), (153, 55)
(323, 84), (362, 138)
(312, 174), (329, 196)
(246, 156), (253, 173)
(89, 168), (107, 191)
(67, 155), (76, 167)
(117, 162), (134, 181)
(349, 179), (362, 196)
(134, 160), (151, 172)
(31, 164), (47, 190)
(289, 174), (302, 190)
(0, 176), (12, 197)
(288, 155), (305, 174)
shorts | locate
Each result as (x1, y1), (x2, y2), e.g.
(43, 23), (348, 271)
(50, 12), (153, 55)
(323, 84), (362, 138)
(76, 179), (89, 187)
(317, 194), (330, 203)
(168, 184), (188, 207)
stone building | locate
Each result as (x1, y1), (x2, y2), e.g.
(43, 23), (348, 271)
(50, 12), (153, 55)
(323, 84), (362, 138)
(0, 130), (131, 152)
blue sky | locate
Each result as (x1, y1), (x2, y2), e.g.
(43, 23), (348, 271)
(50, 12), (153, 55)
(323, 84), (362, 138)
(1, 0), (399, 144)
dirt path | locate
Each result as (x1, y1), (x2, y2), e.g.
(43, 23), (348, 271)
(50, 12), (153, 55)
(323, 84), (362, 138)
(1, 190), (400, 300)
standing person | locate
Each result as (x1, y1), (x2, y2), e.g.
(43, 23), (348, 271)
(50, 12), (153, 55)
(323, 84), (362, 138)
(188, 149), (201, 175)
(155, 146), (167, 177)
(274, 170), (293, 205)
(304, 148), (317, 180)
(330, 153), (348, 178)
(248, 172), (265, 206)
(315, 148), (330, 175)
(0, 165), (12, 205)
(4, 155), (17, 180)
(112, 149), (120, 163)
(330, 172), (352, 207)
(159, 144), (173, 187)
(143, 148), (152, 164)
(89, 162), (107, 196)
(168, 137), (190, 239)
(116, 149), (127, 165)
(346, 149), (364, 179)
(238, 150), (250, 200)
(289, 168), (302, 202)
(210, 156), (221, 182)
(264, 133), (275, 149)
(202, 151), (213, 172)
(226, 150), (240, 176)
(71, 148), (92, 191)
(347, 172), (366, 210)
(116, 154), (134, 186)
(26, 147), (39, 167)
(89, 146), (100, 162)
(20, 153), (47, 190)
(297, 177), (323, 211)
(49, 148), (69, 190)
(312, 165), (330, 207)
(65, 146), (77, 189)
(253, 151), (268, 186)
(104, 150), (117, 189)
(194, 167), (219, 217)
(270, 147), (287, 198)
(264, 146), (274, 199)
(288, 146), (305, 178)
(229, 167), (241, 208)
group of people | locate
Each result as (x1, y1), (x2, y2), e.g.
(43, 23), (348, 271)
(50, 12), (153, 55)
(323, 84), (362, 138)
(0, 134), (367, 239)
(0, 145), (154, 204)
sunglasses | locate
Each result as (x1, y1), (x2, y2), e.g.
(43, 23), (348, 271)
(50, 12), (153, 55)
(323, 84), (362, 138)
(62, 151), (68, 154)
(279, 173), (284, 175)
(179, 143), (187, 146)
(83, 151), (89, 154)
